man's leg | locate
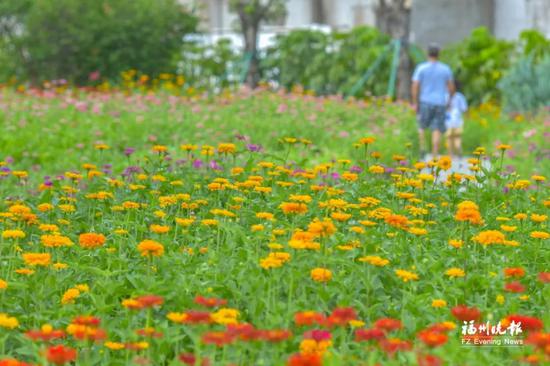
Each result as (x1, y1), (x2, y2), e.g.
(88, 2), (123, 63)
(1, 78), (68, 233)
(432, 129), (441, 157)
(446, 132), (454, 157)
(418, 128), (426, 156)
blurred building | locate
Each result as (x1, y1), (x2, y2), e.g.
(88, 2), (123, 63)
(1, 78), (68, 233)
(180, 0), (550, 47)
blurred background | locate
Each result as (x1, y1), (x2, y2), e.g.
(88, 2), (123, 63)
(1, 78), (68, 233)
(1, 0), (549, 111)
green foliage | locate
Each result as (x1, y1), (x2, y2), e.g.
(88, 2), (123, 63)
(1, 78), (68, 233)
(518, 29), (550, 60)
(262, 26), (391, 96)
(441, 27), (514, 104)
(179, 39), (240, 91)
(0, 0), (197, 83)
(499, 54), (550, 113)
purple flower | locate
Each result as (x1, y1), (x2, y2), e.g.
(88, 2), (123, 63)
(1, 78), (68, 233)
(209, 160), (222, 170)
(503, 186), (510, 194)
(246, 144), (262, 152)
(349, 165), (363, 173)
(384, 167), (395, 174)
(124, 147), (135, 157)
(192, 159), (204, 169)
(122, 166), (141, 177)
(330, 172), (340, 180)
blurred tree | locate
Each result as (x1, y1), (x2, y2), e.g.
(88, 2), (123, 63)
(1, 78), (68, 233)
(229, 0), (287, 88)
(375, 0), (412, 100)
(0, 0), (197, 84)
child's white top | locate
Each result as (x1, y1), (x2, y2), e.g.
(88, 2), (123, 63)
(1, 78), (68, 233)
(445, 92), (468, 129)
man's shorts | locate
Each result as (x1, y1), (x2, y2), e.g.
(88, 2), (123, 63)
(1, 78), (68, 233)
(417, 103), (446, 132)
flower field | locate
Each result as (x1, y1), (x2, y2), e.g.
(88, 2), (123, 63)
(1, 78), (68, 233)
(0, 88), (549, 366)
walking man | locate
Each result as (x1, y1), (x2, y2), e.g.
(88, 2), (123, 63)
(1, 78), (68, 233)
(411, 44), (454, 158)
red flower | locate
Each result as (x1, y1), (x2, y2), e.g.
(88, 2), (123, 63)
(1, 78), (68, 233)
(72, 316), (101, 327)
(354, 328), (386, 342)
(194, 296), (227, 308)
(45, 345), (77, 365)
(135, 295), (164, 308)
(525, 332), (550, 350)
(260, 329), (292, 342)
(294, 312), (326, 327)
(374, 318), (402, 332)
(287, 353), (322, 366)
(417, 353), (443, 366)
(201, 331), (234, 347)
(379, 338), (412, 356)
(0, 359), (34, 366)
(325, 307), (357, 326)
(226, 323), (260, 341)
(417, 330), (448, 347)
(451, 305), (481, 322)
(538, 272), (550, 283)
(504, 281), (525, 293)
(136, 328), (163, 338)
(25, 326), (65, 342)
(178, 353), (210, 366)
(303, 329), (331, 342)
(505, 314), (543, 332)
(184, 311), (212, 324)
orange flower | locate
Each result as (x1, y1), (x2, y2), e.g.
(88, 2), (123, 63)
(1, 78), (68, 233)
(310, 268), (332, 283)
(22, 253), (51, 267)
(137, 240), (164, 257)
(78, 233), (106, 249)
(280, 202), (308, 214)
(504, 267), (525, 278)
(384, 214), (409, 229)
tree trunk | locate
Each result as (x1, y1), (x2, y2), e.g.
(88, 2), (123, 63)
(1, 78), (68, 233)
(243, 19), (260, 88)
(375, 0), (412, 101)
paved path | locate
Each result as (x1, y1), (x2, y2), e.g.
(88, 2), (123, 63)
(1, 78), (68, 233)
(421, 154), (491, 184)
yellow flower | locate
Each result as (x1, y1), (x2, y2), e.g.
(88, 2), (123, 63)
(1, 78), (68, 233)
(0, 279), (7, 290)
(2, 229), (26, 239)
(496, 295), (505, 305)
(150, 224), (170, 234)
(472, 230), (506, 245)
(310, 268), (332, 283)
(437, 156), (452, 171)
(445, 268), (465, 278)
(61, 288), (81, 305)
(496, 144), (511, 151)
(167, 312), (188, 323)
(358, 256), (390, 267)
(0, 313), (19, 329)
(531, 214), (547, 223)
(104, 341), (125, 350)
(211, 308), (240, 325)
(395, 269), (419, 282)
(530, 231), (549, 239)
(37, 203), (54, 212)
(251, 224), (264, 232)
(449, 239), (463, 248)
(176, 218), (195, 227)
(41, 234), (73, 247)
(368, 165), (385, 174)
(432, 299), (447, 308)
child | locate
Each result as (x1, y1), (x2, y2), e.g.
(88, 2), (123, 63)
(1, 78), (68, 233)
(445, 80), (468, 158)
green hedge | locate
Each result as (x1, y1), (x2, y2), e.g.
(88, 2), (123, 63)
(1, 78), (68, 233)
(0, 0), (197, 84)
